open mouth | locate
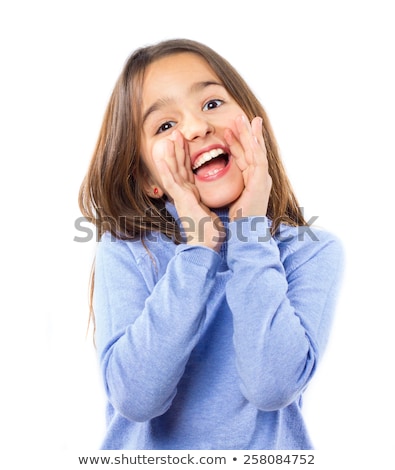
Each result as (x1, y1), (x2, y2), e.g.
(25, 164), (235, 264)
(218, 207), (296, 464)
(192, 148), (230, 178)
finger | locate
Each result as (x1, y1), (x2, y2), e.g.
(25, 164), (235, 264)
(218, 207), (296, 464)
(224, 115), (257, 171)
(152, 134), (199, 203)
(237, 115), (268, 168)
(154, 159), (177, 200)
(154, 152), (194, 203)
(169, 130), (189, 181)
(251, 116), (268, 165)
(251, 116), (263, 145)
(224, 128), (249, 172)
(170, 130), (195, 184)
(235, 115), (259, 166)
(153, 138), (178, 175)
(152, 139), (191, 201)
(154, 133), (188, 186)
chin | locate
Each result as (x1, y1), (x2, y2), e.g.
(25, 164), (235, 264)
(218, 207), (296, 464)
(199, 186), (244, 210)
(195, 165), (245, 210)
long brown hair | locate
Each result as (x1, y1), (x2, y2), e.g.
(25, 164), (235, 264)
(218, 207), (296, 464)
(79, 38), (306, 331)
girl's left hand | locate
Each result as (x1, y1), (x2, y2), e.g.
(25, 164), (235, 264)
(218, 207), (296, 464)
(224, 115), (272, 221)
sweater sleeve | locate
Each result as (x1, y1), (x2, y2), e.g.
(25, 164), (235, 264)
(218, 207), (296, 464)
(94, 233), (221, 422)
(225, 217), (343, 412)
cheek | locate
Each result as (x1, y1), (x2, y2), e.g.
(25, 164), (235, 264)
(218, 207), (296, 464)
(150, 139), (170, 161)
(226, 170), (245, 199)
(141, 139), (171, 180)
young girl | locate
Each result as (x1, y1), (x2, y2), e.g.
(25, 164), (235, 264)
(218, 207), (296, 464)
(79, 38), (343, 450)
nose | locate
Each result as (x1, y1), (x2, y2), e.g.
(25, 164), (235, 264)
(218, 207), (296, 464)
(181, 112), (214, 141)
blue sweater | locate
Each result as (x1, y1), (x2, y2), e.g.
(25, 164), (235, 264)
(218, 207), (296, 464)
(93, 204), (343, 450)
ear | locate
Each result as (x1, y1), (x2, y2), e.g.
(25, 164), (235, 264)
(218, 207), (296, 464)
(142, 176), (164, 199)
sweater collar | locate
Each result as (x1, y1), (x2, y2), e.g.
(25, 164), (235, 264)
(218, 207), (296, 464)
(165, 201), (229, 267)
(165, 201), (229, 226)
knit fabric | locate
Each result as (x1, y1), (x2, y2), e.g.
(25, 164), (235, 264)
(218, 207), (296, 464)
(93, 204), (343, 449)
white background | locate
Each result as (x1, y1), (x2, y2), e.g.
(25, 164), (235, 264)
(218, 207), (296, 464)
(1, 1), (394, 468)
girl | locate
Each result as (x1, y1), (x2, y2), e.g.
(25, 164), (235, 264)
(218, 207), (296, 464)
(79, 38), (343, 450)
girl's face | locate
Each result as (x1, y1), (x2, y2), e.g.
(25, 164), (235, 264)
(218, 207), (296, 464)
(140, 52), (247, 209)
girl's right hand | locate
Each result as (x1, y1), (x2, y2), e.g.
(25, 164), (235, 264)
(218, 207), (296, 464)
(152, 130), (225, 252)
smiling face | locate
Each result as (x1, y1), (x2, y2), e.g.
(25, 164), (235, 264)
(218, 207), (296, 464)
(140, 52), (247, 209)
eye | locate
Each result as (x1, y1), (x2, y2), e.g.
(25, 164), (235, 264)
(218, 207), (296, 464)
(156, 121), (176, 134)
(203, 99), (224, 111)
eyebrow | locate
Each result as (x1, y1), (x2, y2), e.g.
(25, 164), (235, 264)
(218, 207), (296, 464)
(142, 80), (224, 125)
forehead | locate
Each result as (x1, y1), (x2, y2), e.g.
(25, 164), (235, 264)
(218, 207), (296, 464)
(142, 52), (220, 102)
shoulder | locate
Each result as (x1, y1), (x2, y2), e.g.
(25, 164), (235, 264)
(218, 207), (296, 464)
(274, 223), (344, 275)
(95, 231), (177, 275)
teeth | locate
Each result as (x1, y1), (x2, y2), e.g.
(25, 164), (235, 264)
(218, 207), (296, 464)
(192, 148), (225, 171)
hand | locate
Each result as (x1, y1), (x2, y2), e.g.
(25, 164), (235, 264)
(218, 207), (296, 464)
(152, 130), (225, 252)
(225, 115), (272, 221)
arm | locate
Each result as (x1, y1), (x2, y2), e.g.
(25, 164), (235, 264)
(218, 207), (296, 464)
(94, 234), (221, 422)
(94, 129), (227, 423)
(226, 218), (343, 411)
